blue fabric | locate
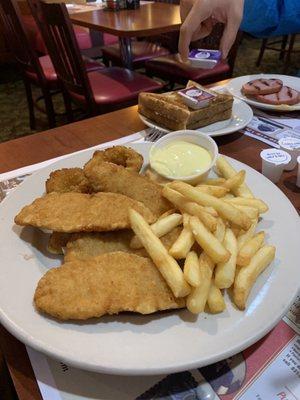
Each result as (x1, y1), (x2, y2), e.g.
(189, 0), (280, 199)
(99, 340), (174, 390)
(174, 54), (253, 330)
(241, 0), (300, 37)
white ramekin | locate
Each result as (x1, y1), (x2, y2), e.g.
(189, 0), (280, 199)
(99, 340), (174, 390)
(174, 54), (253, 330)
(149, 130), (219, 184)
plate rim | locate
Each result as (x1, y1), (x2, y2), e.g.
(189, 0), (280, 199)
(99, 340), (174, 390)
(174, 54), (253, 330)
(138, 98), (253, 137)
(0, 145), (299, 375)
(227, 74), (300, 112)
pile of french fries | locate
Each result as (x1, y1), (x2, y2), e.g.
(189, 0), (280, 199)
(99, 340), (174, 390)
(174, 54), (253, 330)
(129, 156), (276, 314)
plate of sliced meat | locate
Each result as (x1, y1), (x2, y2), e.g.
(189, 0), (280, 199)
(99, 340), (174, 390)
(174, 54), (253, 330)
(227, 74), (300, 111)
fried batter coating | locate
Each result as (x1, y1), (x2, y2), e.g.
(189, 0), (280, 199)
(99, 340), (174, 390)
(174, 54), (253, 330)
(65, 230), (147, 261)
(84, 162), (172, 219)
(46, 168), (91, 194)
(47, 232), (71, 254)
(34, 252), (185, 320)
(64, 226), (182, 262)
(15, 192), (155, 233)
(85, 146), (143, 173)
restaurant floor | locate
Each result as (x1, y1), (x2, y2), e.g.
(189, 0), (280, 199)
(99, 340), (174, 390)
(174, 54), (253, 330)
(0, 35), (299, 144)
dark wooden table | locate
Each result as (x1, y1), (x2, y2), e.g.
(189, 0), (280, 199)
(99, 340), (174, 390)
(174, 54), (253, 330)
(0, 86), (299, 400)
(70, 2), (181, 68)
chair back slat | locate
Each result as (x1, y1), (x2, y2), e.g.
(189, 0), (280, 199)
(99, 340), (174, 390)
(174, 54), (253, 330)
(28, 0), (94, 107)
(0, 0), (44, 79)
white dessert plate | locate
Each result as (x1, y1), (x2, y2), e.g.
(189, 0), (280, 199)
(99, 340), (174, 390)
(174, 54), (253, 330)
(227, 74), (300, 112)
(0, 142), (299, 375)
(139, 98), (253, 137)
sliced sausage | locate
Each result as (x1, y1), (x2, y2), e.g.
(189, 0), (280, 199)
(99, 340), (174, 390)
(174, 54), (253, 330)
(254, 86), (300, 105)
(242, 78), (283, 95)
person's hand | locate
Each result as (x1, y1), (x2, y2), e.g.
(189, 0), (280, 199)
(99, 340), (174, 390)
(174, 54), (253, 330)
(179, 0), (244, 61)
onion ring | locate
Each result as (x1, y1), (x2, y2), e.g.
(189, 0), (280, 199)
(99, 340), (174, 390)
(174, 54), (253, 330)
(85, 146), (143, 173)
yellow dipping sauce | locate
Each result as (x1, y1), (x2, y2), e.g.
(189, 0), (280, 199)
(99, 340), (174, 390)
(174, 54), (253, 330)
(151, 140), (212, 177)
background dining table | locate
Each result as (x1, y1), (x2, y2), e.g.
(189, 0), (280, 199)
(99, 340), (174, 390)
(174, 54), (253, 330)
(0, 79), (299, 399)
(70, 2), (181, 69)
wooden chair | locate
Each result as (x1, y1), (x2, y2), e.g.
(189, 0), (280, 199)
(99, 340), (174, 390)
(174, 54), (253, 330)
(0, 0), (62, 129)
(35, 1), (162, 117)
(145, 24), (243, 87)
(256, 34), (299, 74)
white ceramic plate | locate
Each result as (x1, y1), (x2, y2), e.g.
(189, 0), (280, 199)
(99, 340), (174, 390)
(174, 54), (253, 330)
(0, 143), (299, 375)
(227, 74), (300, 112)
(139, 98), (253, 137)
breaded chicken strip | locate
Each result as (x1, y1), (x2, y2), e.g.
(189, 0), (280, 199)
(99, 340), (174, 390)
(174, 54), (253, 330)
(15, 192), (155, 233)
(64, 226), (182, 262)
(47, 232), (71, 254)
(85, 146), (143, 173)
(46, 168), (91, 193)
(84, 162), (172, 218)
(34, 252), (185, 320)
(65, 230), (147, 261)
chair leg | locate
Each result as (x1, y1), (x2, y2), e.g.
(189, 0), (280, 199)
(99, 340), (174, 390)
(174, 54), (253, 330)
(102, 55), (110, 67)
(42, 88), (56, 129)
(23, 79), (36, 130)
(256, 38), (268, 67)
(62, 89), (74, 123)
(283, 34), (295, 74)
(279, 35), (288, 60)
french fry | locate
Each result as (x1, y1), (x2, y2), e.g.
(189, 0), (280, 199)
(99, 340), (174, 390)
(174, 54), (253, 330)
(204, 206), (218, 217)
(130, 213), (183, 249)
(225, 197), (269, 214)
(203, 177), (226, 186)
(183, 251), (201, 287)
(187, 253), (214, 313)
(214, 218), (226, 243)
(237, 220), (257, 250)
(237, 231), (265, 267)
(235, 205), (259, 220)
(162, 186), (217, 232)
(196, 185), (229, 198)
(234, 245), (276, 309)
(207, 283), (226, 313)
(215, 228), (237, 289)
(170, 181), (252, 230)
(222, 193), (235, 199)
(223, 170), (246, 190)
(129, 209), (191, 298)
(169, 214), (195, 259)
(216, 157), (254, 198)
(189, 216), (230, 263)
(231, 226), (241, 237)
(158, 209), (177, 220)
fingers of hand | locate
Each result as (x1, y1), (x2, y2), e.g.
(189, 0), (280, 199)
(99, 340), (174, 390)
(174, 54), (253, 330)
(219, 1), (243, 59)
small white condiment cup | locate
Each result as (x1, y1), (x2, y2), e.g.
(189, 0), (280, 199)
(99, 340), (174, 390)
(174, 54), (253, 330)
(149, 130), (218, 184)
(296, 155), (300, 188)
(260, 148), (291, 183)
(278, 137), (300, 171)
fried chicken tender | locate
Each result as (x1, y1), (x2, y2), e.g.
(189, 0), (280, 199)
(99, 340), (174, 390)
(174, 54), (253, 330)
(47, 232), (71, 254)
(46, 168), (91, 193)
(15, 192), (155, 233)
(84, 162), (172, 218)
(34, 252), (185, 320)
(64, 226), (182, 262)
(85, 146), (143, 173)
